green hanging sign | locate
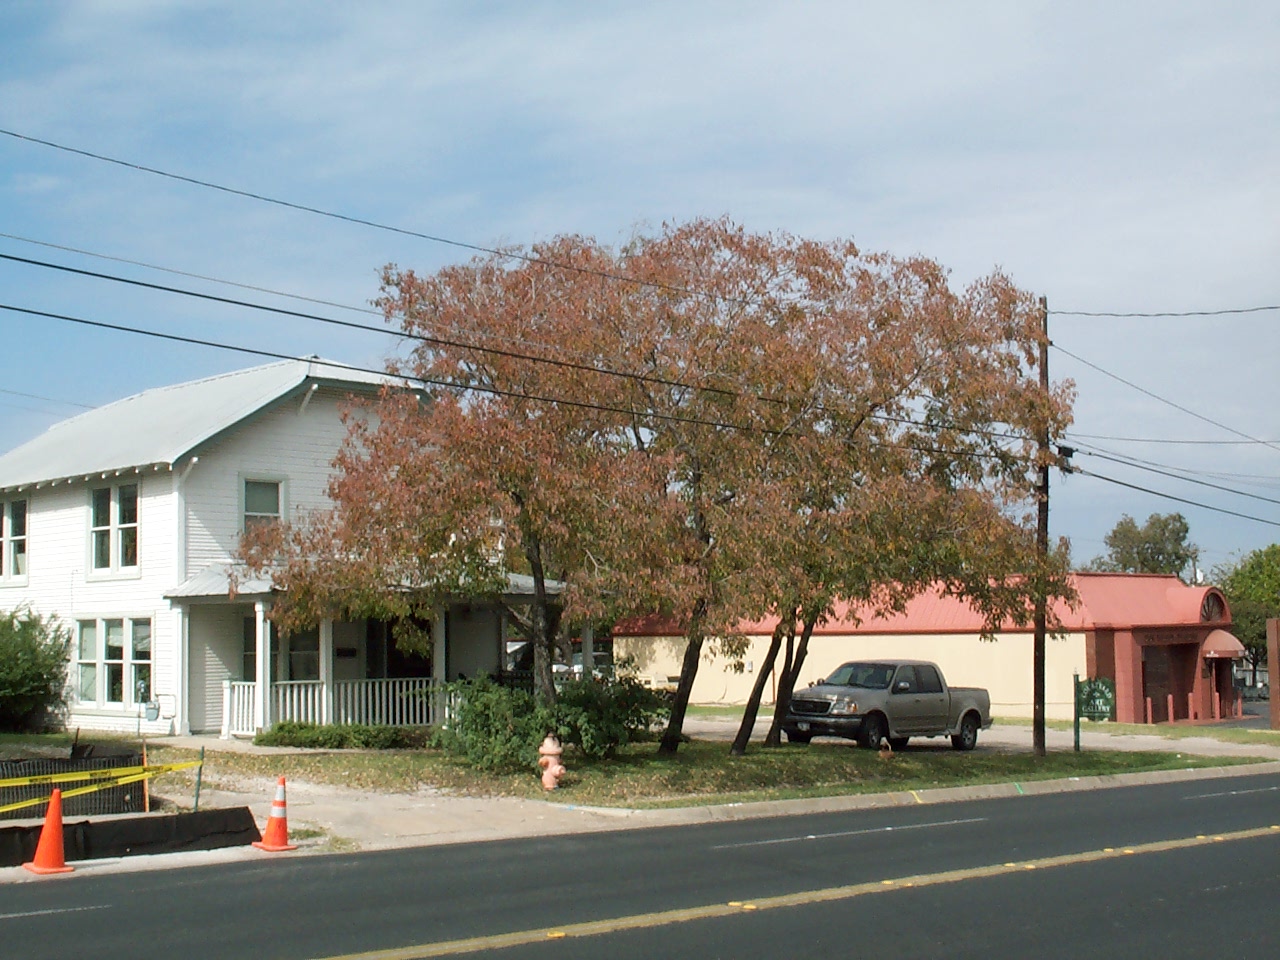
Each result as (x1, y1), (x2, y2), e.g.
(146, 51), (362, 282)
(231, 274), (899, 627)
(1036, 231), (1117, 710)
(1077, 677), (1116, 722)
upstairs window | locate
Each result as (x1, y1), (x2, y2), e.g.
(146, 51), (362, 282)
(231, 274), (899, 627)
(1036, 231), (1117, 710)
(90, 484), (139, 572)
(1, 498), (27, 580)
(243, 479), (282, 532)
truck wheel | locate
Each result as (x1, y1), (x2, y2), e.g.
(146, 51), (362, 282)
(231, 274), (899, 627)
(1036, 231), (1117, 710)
(888, 737), (909, 751)
(785, 730), (812, 744)
(858, 713), (887, 750)
(951, 714), (979, 751)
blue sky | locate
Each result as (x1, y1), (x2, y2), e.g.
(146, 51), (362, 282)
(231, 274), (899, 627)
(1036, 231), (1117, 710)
(1, 1), (1277, 570)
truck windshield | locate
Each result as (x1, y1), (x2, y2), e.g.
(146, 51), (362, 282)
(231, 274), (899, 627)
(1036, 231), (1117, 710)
(824, 662), (895, 688)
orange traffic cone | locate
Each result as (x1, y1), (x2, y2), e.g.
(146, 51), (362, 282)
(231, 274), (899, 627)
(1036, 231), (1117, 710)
(23, 788), (74, 875)
(252, 776), (298, 852)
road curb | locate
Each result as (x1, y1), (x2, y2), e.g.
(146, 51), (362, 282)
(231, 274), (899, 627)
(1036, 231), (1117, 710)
(543, 758), (1280, 829)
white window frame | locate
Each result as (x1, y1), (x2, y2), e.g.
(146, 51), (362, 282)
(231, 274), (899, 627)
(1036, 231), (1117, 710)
(74, 615), (153, 709)
(241, 476), (286, 533)
(88, 482), (140, 578)
(0, 497), (28, 584)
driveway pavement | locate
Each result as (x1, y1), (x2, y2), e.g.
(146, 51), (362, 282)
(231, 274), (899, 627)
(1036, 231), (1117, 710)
(4, 714), (1279, 883)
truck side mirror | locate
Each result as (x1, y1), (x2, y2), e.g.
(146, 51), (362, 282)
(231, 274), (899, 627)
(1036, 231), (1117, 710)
(894, 680), (910, 693)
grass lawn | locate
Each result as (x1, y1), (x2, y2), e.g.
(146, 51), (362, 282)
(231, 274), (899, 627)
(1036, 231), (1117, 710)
(684, 704), (770, 719)
(6, 729), (1266, 811)
(138, 737), (1261, 809)
(995, 715), (1280, 747)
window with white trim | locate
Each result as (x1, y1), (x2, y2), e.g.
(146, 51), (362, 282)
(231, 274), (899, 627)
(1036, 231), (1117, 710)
(243, 479), (282, 531)
(1, 498), (27, 581)
(90, 483), (139, 572)
(75, 616), (152, 707)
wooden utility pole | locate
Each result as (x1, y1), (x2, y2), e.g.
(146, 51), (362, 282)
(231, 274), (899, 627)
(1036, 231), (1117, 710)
(1033, 296), (1049, 757)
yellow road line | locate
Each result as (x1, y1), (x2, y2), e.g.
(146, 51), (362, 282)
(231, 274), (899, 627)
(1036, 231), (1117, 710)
(313, 824), (1280, 960)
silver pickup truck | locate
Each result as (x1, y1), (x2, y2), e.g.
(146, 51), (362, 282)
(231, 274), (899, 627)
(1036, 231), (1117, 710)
(782, 659), (991, 751)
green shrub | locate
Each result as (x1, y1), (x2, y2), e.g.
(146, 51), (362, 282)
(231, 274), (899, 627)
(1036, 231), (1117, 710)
(553, 675), (669, 759)
(253, 722), (430, 749)
(433, 674), (670, 772)
(0, 608), (70, 732)
(432, 677), (555, 772)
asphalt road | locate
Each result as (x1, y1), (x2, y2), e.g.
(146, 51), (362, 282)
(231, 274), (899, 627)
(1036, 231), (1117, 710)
(4, 770), (1279, 959)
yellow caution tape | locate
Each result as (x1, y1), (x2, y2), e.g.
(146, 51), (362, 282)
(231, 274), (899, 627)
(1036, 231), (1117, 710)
(0, 760), (201, 790)
(0, 761), (203, 815)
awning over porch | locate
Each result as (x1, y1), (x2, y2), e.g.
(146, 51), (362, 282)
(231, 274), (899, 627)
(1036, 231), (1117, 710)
(166, 564), (274, 601)
(1202, 628), (1247, 659)
(166, 564), (563, 603)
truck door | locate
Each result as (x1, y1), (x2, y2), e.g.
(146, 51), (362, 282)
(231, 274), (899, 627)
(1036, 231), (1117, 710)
(914, 664), (950, 729)
(889, 665), (923, 733)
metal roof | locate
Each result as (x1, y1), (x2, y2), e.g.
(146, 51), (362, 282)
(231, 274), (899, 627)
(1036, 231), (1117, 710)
(619, 573), (1231, 637)
(166, 565), (563, 603)
(0, 358), (398, 492)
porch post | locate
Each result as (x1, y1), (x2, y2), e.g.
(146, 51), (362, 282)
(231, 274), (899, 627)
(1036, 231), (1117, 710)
(176, 606), (191, 735)
(433, 611), (447, 681)
(582, 624), (594, 677)
(319, 619), (334, 725)
(254, 600), (270, 731)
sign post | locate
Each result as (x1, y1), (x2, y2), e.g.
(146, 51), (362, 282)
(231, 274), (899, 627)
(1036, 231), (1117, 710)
(1073, 673), (1080, 752)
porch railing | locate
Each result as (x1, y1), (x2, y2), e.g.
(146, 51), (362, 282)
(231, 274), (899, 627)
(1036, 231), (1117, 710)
(333, 677), (439, 726)
(221, 677), (445, 738)
(220, 681), (257, 739)
(274, 680), (324, 725)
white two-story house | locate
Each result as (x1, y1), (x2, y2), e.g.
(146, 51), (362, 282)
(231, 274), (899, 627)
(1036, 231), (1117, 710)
(0, 358), (529, 737)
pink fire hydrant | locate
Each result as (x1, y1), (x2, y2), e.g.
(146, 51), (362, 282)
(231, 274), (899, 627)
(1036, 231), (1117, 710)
(538, 734), (565, 790)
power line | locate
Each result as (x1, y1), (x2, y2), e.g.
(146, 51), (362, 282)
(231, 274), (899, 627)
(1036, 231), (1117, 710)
(0, 386), (92, 409)
(1, 250), (1040, 449)
(1051, 343), (1280, 456)
(1065, 431), (1280, 446)
(0, 300), (752, 435)
(6, 129), (1272, 331)
(1070, 446), (1280, 508)
(0, 299), (1049, 471)
(0, 250), (769, 409)
(1068, 440), (1280, 487)
(0, 230), (380, 318)
(0, 127), (758, 309)
(1071, 467), (1280, 528)
(0, 229), (638, 370)
(1051, 305), (1279, 318)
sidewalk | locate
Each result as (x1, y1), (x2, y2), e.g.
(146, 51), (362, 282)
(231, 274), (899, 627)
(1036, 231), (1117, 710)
(4, 719), (1279, 883)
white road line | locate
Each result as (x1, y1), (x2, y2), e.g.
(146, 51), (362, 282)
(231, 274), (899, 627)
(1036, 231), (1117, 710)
(0, 905), (111, 921)
(1184, 785), (1280, 800)
(711, 816), (988, 850)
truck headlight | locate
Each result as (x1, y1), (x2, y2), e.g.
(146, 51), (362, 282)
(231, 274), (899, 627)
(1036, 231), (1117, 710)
(829, 698), (858, 716)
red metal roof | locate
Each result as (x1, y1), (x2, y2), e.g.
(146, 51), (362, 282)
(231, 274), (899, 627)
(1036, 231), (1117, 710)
(1202, 628), (1247, 659)
(616, 573), (1230, 637)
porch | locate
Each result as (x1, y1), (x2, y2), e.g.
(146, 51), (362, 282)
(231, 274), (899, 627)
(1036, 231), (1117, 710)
(220, 677), (451, 738)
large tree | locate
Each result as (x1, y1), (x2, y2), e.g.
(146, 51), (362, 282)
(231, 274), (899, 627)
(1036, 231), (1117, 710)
(243, 219), (1073, 751)
(1089, 512), (1199, 581)
(582, 224), (1073, 753)
(242, 237), (653, 703)
(1214, 544), (1280, 685)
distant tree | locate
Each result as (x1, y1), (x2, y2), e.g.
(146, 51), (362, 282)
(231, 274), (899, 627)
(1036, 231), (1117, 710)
(0, 608), (69, 732)
(1214, 544), (1280, 685)
(1089, 513), (1199, 581)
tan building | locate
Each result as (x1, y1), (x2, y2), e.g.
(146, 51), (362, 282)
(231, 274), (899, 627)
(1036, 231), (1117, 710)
(614, 573), (1245, 723)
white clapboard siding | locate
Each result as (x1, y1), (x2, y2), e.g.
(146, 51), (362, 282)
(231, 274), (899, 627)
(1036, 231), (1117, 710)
(184, 388), (364, 570)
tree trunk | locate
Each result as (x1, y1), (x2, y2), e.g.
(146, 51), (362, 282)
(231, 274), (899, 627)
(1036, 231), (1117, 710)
(729, 619), (789, 756)
(766, 617), (815, 746)
(659, 631), (705, 754)
(522, 524), (558, 705)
